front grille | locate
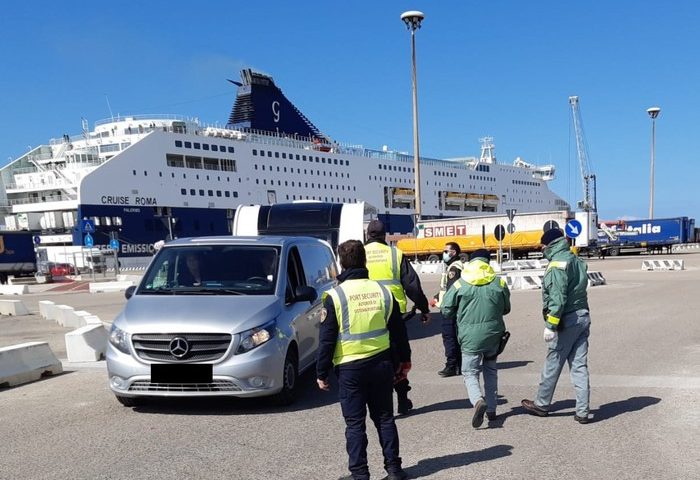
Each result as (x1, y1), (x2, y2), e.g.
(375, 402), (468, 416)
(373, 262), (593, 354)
(132, 333), (232, 363)
(128, 380), (240, 392)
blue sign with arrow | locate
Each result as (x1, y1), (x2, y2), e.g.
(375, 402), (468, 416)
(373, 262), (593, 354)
(109, 238), (119, 250)
(81, 219), (95, 233)
(33, 235), (41, 245)
(84, 233), (94, 247)
(565, 219), (583, 238)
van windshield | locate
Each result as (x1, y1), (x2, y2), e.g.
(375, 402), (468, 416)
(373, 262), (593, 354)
(138, 245), (279, 295)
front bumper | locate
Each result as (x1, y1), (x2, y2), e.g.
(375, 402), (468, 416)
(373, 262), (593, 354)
(106, 336), (287, 398)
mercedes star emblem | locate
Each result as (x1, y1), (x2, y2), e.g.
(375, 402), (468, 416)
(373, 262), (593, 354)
(169, 337), (190, 358)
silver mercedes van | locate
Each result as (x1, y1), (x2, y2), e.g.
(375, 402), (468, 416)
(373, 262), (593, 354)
(106, 236), (337, 406)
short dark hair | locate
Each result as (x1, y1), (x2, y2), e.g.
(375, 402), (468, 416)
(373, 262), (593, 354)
(337, 240), (366, 270)
(444, 242), (461, 254)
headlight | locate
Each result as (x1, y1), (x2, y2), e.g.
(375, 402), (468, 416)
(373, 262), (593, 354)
(109, 324), (131, 354)
(236, 320), (276, 354)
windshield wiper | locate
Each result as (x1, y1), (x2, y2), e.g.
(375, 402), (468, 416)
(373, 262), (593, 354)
(140, 287), (175, 295)
(174, 287), (244, 295)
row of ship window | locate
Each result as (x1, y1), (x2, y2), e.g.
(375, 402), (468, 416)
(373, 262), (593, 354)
(166, 154), (237, 172)
(252, 149), (350, 166)
(433, 170), (456, 178)
(180, 188), (239, 198)
(131, 168), (240, 183)
(285, 194), (357, 203)
(255, 164), (348, 178)
(174, 140), (235, 153)
(512, 179), (539, 186)
(256, 178), (356, 191)
(379, 164), (414, 173)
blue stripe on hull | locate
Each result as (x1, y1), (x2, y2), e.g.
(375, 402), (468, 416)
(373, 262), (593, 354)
(75, 205), (232, 256)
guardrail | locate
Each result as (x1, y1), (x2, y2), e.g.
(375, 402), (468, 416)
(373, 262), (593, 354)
(641, 259), (685, 271)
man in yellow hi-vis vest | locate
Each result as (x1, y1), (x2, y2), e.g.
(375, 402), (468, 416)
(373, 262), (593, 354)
(317, 240), (410, 480)
(364, 219), (429, 416)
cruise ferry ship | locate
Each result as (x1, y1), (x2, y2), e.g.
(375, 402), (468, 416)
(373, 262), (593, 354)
(0, 69), (570, 265)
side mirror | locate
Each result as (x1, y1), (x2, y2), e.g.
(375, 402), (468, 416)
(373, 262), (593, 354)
(125, 285), (136, 300)
(294, 285), (317, 303)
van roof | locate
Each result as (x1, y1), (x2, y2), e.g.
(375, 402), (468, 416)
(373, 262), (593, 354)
(163, 235), (323, 248)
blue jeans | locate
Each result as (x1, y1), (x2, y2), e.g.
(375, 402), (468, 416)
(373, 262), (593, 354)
(461, 347), (499, 413)
(535, 309), (591, 417)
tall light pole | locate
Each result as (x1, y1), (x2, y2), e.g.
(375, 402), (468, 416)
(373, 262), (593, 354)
(401, 10), (425, 224)
(647, 106), (661, 219)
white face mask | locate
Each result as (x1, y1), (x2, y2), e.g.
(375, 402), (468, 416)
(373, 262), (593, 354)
(443, 251), (453, 263)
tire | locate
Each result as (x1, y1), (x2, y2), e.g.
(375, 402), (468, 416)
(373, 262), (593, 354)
(271, 347), (298, 406)
(427, 254), (440, 263)
(115, 395), (142, 407)
(609, 247), (620, 257)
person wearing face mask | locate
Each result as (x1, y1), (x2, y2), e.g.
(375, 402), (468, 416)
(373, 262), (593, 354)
(429, 242), (464, 377)
(521, 228), (592, 424)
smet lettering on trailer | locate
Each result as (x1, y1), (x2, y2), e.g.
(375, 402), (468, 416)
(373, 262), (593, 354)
(100, 195), (158, 206)
(423, 225), (468, 238)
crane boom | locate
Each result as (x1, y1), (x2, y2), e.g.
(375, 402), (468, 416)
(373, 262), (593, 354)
(569, 96), (596, 211)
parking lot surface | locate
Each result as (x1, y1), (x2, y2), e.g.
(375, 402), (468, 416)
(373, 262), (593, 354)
(1, 255), (699, 479)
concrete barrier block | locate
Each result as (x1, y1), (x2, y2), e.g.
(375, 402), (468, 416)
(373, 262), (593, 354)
(587, 271), (607, 287)
(0, 299), (30, 316)
(55, 305), (75, 327)
(83, 315), (103, 326)
(63, 310), (92, 329)
(0, 342), (63, 388)
(0, 285), (29, 295)
(39, 300), (55, 320)
(89, 281), (134, 293)
(65, 325), (108, 362)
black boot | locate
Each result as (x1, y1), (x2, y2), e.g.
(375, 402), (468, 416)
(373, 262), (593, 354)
(437, 364), (460, 377)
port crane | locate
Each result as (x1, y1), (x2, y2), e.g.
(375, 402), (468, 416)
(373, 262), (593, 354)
(568, 96), (600, 251)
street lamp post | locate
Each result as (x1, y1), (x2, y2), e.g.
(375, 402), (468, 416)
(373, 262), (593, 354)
(401, 10), (425, 223)
(647, 106), (661, 219)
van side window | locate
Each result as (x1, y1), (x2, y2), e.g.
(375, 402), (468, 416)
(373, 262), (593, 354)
(285, 247), (306, 303)
(298, 244), (337, 290)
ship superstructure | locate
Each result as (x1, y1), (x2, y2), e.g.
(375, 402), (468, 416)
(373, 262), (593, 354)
(0, 69), (570, 265)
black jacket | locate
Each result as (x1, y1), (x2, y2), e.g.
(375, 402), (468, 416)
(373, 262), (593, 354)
(365, 239), (430, 313)
(316, 268), (411, 381)
(434, 255), (463, 301)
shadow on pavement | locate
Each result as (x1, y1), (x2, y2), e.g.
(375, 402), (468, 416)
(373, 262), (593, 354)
(496, 360), (533, 369)
(404, 312), (442, 341)
(130, 369), (338, 415)
(406, 396), (508, 417)
(594, 396), (661, 422)
(404, 444), (514, 478)
(520, 396), (661, 423)
(0, 369), (74, 391)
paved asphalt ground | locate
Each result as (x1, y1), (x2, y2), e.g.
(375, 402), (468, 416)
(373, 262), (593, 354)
(1, 254), (699, 479)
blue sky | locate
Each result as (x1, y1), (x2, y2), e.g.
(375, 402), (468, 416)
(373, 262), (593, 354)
(1, 1), (698, 221)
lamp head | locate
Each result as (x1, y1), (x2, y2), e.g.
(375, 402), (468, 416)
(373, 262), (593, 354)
(401, 10), (425, 30)
(647, 107), (661, 119)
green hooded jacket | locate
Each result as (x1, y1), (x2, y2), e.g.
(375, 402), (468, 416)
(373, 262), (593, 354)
(542, 237), (590, 330)
(440, 259), (510, 354)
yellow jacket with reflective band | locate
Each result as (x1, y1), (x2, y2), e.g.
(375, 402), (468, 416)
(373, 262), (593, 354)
(440, 259), (510, 354)
(365, 242), (408, 313)
(542, 237), (589, 329)
(323, 279), (393, 366)
(436, 259), (464, 307)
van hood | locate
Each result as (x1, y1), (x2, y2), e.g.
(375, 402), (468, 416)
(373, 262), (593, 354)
(116, 295), (281, 334)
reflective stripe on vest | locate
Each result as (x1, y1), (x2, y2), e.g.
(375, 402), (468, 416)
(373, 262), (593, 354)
(365, 242), (407, 313)
(324, 279), (392, 366)
(437, 260), (463, 307)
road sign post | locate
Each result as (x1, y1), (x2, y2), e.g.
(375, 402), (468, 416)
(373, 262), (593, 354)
(507, 223), (516, 260)
(494, 224), (506, 267)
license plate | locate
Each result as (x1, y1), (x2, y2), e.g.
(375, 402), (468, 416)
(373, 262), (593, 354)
(151, 364), (213, 384)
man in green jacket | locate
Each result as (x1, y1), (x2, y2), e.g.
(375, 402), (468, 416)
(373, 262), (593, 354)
(522, 228), (592, 424)
(441, 249), (510, 428)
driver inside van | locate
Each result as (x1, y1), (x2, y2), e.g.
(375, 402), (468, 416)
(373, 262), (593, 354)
(178, 253), (205, 287)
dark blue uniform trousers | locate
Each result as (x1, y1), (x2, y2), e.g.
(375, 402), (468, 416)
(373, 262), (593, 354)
(338, 357), (402, 479)
(441, 314), (460, 368)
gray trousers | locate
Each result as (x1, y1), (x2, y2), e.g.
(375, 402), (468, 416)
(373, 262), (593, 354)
(535, 309), (591, 417)
(461, 346), (499, 413)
